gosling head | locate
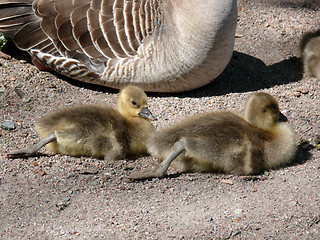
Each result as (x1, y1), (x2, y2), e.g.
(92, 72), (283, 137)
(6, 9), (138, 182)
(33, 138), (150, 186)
(244, 92), (287, 131)
(117, 85), (155, 120)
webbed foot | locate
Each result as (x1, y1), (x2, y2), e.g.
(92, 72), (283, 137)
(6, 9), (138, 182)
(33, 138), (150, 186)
(129, 166), (166, 180)
(5, 149), (36, 159)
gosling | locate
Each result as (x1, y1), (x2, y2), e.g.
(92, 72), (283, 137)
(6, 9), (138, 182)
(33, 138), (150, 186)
(6, 85), (155, 160)
(129, 92), (297, 180)
(300, 30), (320, 78)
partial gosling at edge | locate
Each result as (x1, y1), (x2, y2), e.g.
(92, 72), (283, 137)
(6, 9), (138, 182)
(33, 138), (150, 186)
(129, 92), (297, 180)
(6, 85), (155, 160)
(300, 30), (320, 78)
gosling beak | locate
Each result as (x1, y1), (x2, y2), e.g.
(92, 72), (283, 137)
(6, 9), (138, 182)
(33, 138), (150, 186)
(139, 107), (156, 120)
(278, 111), (288, 122)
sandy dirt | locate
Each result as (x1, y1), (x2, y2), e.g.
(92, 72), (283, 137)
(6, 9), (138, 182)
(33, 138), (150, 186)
(0, 0), (320, 239)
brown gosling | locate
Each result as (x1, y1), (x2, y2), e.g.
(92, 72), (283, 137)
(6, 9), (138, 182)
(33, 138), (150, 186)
(6, 85), (155, 160)
(300, 30), (320, 78)
(129, 92), (297, 180)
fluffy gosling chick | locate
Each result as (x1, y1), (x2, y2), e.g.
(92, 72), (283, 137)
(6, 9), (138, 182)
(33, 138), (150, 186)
(300, 30), (320, 78)
(130, 92), (297, 180)
(6, 85), (155, 160)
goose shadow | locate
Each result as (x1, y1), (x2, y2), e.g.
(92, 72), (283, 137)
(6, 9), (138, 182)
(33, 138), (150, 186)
(169, 51), (303, 98)
(2, 43), (303, 97)
(261, 0), (320, 10)
(65, 51), (303, 98)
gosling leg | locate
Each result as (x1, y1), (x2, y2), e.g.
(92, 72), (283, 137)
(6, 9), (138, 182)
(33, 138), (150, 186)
(5, 132), (56, 158)
(129, 140), (185, 180)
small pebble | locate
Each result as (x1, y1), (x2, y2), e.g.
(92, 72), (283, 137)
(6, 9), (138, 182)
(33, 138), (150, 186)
(312, 216), (320, 225)
(232, 230), (241, 237)
(291, 91), (301, 97)
(1, 120), (16, 130)
(260, 175), (268, 181)
(234, 209), (243, 216)
(67, 173), (76, 178)
(79, 169), (99, 175)
(90, 179), (100, 186)
(38, 170), (46, 176)
(62, 197), (70, 202)
(123, 166), (134, 171)
(242, 176), (260, 182)
(292, 88), (309, 97)
(56, 201), (70, 211)
(297, 88), (309, 94)
(14, 87), (31, 103)
(220, 179), (234, 185)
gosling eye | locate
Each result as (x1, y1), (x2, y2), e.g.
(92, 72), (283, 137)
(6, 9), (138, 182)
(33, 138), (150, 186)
(264, 104), (277, 113)
(271, 104), (278, 112)
(131, 100), (138, 107)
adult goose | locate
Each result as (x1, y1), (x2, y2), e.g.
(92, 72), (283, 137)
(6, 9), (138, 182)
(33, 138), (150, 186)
(0, 0), (237, 92)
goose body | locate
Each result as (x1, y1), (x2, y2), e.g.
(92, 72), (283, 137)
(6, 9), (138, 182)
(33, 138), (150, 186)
(6, 85), (155, 160)
(301, 34), (320, 78)
(0, 0), (237, 92)
(130, 92), (297, 180)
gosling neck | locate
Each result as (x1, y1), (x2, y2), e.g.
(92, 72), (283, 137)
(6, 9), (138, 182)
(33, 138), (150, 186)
(124, 116), (155, 155)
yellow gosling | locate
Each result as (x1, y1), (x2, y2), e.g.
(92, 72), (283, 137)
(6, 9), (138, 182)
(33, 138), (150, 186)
(6, 85), (155, 160)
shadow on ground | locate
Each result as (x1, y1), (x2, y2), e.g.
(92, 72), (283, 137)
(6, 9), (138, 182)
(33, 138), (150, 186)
(61, 51), (303, 98)
(261, 0), (320, 10)
(173, 51), (303, 98)
(291, 142), (315, 166)
(2, 43), (304, 98)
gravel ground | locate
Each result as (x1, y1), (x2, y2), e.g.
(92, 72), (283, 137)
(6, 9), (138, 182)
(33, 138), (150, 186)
(1, 0), (320, 239)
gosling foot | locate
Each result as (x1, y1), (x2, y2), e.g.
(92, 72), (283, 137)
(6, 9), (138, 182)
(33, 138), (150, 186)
(5, 149), (37, 159)
(129, 166), (166, 180)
